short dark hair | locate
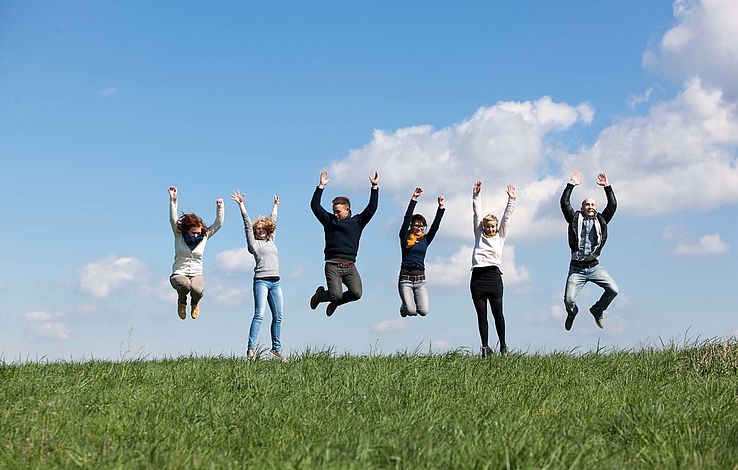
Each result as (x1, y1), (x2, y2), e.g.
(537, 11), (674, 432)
(332, 196), (350, 209)
(411, 214), (427, 227)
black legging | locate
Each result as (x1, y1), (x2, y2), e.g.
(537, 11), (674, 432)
(470, 266), (505, 351)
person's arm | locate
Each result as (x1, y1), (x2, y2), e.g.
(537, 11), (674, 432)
(168, 186), (178, 234)
(498, 186), (516, 238)
(425, 196), (445, 245)
(472, 181), (482, 235)
(358, 171), (379, 227)
(598, 172), (617, 222)
(311, 171), (332, 225)
(207, 198), (224, 237)
(231, 191), (256, 251)
(560, 170), (579, 223)
(271, 194), (280, 241)
(399, 188), (421, 243)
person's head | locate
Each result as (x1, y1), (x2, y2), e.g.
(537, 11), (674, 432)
(332, 196), (351, 220)
(253, 216), (276, 240)
(581, 197), (597, 218)
(411, 214), (427, 234)
(481, 214), (499, 237)
(177, 213), (207, 237)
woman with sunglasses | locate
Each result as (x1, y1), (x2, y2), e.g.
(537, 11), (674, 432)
(398, 187), (445, 317)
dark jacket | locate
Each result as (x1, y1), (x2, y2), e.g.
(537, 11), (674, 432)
(311, 186), (378, 261)
(560, 183), (616, 259)
(399, 199), (444, 271)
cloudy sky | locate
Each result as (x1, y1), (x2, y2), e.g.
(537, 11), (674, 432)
(2, 0), (737, 361)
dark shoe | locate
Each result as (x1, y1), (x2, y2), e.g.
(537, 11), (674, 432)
(269, 350), (285, 361)
(247, 349), (256, 360)
(565, 314), (576, 331)
(310, 286), (325, 310)
(590, 307), (604, 329)
(400, 306), (407, 318)
(326, 301), (338, 317)
(481, 346), (493, 358)
(500, 344), (508, 356)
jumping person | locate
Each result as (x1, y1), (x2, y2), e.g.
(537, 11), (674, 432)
(471, 180), (516, 357)
(398, 187), (445, 317)
(231, 190), (284, 361)
(309, 169), (379, 317)
(168, 186), (224, 320)
(560, 170), (619, 331)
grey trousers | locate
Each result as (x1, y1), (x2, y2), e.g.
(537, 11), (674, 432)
(169, 274), (205, 306)
(317, 263), (362, 306)
(399, 276), (429, 316)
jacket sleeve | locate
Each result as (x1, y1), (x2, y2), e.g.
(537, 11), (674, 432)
(399, 199), (416, 246)
(498, 196), (516, 239)
(601, 186), (617, 223)
(270, 202), (279, 242)
(473, 192), (482, 236)
(169, 198), (178, 234)
(358, 187), (379, 228)
(560, 183), (575, 223)
(424, 207), (445, 245)
(310, 186), (331, 226)
(207, 202), (224, 237)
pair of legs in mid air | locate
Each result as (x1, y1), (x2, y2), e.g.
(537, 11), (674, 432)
(564, 263), (619, 330)
(311, 262), (362, 317)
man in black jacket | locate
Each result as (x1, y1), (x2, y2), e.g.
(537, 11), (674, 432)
(309, 169), (379, 317)
(560, 170), (619, 331)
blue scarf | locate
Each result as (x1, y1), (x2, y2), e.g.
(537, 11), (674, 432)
(183, 232), (205, 251)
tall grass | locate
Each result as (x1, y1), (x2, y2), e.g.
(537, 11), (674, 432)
(1, 340), (736, 469)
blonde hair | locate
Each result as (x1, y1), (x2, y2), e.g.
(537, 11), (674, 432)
(481, 214), (498, 228)
(253, 216), (276, 240)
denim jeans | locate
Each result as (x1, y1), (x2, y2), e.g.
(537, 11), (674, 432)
(248, 278), (283, 352)
(564, 264), (619, 317)
(317, 263), (362, 306)
(398, 275), (429, 316)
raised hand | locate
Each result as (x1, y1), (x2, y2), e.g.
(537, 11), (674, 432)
(369, 171), (379, 187)
(473, 180), (482, 196)
(438, 195), (445, 208)
(319, 170), (329, 188)
(168, 186), (177, 200)
(597, 172), (609, 186)
(412, 187), (423, 200)
(569, 170), (582, 186)
(506, 185), (516, 198)
(216, 198), (224, 207)
(274, 194), (280, 205)
(230, 190), (244, 204)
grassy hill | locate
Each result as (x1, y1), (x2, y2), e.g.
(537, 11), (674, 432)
(1, 341), (737, 469)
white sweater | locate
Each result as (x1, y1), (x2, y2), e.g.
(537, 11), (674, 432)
(471, 192), (515, 269)
(170, 198), (224, 277)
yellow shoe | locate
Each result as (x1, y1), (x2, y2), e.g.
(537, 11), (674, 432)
(191, 303), (200, 319)
(177, 303), (187, 320)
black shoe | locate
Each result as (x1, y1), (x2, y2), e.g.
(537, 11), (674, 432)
(310, 286), (325, 310)
(500, 344), (508, 356)
(326, 301), (338, 317)
(481, 346), (493, 358)
(590, 307), (604, 329)
(400, 306), (407, 318)
(565, 314), (576, 331)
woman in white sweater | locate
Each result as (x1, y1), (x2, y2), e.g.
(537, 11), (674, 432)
(168, 186), (224, 320)
(471, 180), (516, 357)
(231, 190), (283, 360)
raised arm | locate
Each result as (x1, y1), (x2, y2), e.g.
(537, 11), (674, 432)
(425, 195), (445, 245)
(231, 190), (257, 249)
(598, 172), (617, 222)
(498, 185), (516, 238)
(311, 170), (332, 225)
(399, 187), (421, 243)
(560, 170), (580, 223)
(271, 194), (280, 241)
(472, 181), (482, 234)
(168, 186), (178, 233)
(207, 198), (224, 237)
(358, 171), (379, 227)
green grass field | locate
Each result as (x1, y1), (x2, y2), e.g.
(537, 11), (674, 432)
(1, 341), (737, 469)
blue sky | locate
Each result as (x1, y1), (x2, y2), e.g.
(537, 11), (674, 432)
(2, 0), (737, 361)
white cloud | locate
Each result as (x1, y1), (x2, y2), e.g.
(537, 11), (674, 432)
(140, 278), (178, 304)
(79, 256), (147, 298)
(100, 86), (118, 96)
(549, 304), (566, 321)
(209, 284), (250, 306)
(372, 319), (405, 333)
(430, 340), (450, 352)
(215, 247), (254, 272)
(23, 311), (70, 340)
(425, 244), (529, 287)
(644, 0), (738, 97)
(674, 233), (729, 255)
(288, 265), (304, 280)
(627, 86), (656, 108)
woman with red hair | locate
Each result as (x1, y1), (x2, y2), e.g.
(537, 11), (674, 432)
(168, 186), (224, 320)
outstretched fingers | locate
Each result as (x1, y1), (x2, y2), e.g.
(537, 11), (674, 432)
(506, 185), (517, 198)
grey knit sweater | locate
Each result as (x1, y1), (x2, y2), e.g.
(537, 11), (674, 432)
(240, 204), (279, 279)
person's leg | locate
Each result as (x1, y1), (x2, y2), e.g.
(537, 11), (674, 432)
(337, 266), (362, 306)
(589, 265), (619, 314)
(413, 279), (429, 316)
(398, 276), (417, 316)
(169, 274), (191, 304)
(319, 263), (343, 303)
(248, 280), (268, 351)
(489, 274), (506, 353)
(266, 280), (283, 353)
(564, 267), (588, 316)
(189, 276), (205, 306)
(470, 276), (490, 353)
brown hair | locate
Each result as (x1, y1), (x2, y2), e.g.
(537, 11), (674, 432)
(253, 216), (277, 240)
(332, 196), (351, 209)
(176, 213), (207, 235)
(411, 214), (427, 227)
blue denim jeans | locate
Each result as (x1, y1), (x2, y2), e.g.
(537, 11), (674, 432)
(398, 275), (429, 316)
(564, 264), (619, 317)
(248, 278), (283, 352)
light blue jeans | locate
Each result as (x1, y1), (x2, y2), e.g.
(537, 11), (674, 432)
(564, 264), (619, 317)
(248, 278), (283, 352)
(398, 277), (429, 316)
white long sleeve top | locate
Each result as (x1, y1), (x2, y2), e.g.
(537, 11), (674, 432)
(170, 198), (224, 277)
(471, 192), (516, 269)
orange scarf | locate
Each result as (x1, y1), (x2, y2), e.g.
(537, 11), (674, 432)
(406, 230), (425, 249)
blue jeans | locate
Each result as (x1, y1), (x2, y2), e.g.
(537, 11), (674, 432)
(248, 279), (283, 352)
(564, 264), (619, 317)
(398, 275), (429, 316)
